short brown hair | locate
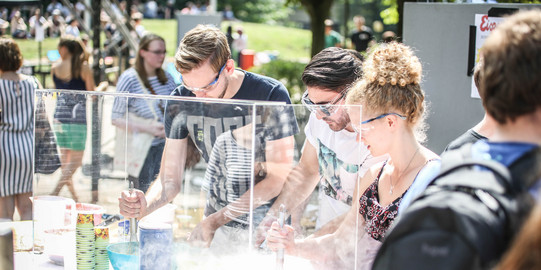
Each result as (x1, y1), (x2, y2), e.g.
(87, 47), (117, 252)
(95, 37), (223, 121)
(346, 42), (427, 141)
(0, 38), (23, 72)
(480, 10), (541, 124)
(174, 24), (230, 73)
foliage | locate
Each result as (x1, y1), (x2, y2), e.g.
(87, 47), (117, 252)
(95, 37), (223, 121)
(250, 59), (307, 104)
(216, 0), (294, 24)
(286, 0), (335, 56)
(380, 0), (399, 25)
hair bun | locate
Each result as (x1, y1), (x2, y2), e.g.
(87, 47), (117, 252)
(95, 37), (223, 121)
(363, 42), (422, 88)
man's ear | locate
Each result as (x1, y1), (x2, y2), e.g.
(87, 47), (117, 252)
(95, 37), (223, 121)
(386, 115), (396, 128)
(225, 59), (235, 74)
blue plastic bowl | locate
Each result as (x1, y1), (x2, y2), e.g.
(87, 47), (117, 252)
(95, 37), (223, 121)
(107, 242), (139, 270)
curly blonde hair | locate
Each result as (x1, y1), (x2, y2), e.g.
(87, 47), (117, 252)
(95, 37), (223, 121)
(346, 42), (427, 142)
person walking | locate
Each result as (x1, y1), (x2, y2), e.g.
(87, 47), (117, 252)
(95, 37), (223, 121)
(0, 38), (41, 220)
(50, 35), (106, 201)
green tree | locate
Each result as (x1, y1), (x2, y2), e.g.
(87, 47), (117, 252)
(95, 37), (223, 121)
(217, 0), (293, 24)
(287, 0), (335, 57)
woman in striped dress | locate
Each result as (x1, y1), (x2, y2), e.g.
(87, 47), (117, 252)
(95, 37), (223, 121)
(50, 35), (107, 201)
(112, 33), (177, 193)
(0, 38), (40, 220)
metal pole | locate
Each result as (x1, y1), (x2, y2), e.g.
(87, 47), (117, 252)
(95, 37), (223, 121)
(91, 0), (102, 203)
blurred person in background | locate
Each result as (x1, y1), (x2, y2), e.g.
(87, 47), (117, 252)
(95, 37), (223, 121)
(48, 9), (65, 38)
(350, 15), (374, 53)
(46, 0), (63, 15)
(324, 19), (343, 48)
(65, 19), (80, 37)
(382, 31), (397, 43)
(29, 8), (49, 39)
(0, 18), (9, 36)
(232, 26), (247, 68)
(112, 33), (177, 193)
(50, 36), (107, 201)
(10, 11), (27, 39)
(131, 12), (145, 39)
(0, 38), (41, 220)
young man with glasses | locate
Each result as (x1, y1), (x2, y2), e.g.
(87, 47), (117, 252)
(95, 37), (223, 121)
(118, 24), (299, 248)
(256, 47), (386, 245)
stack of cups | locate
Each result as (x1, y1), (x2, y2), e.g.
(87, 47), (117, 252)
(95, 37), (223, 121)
(76, 213), (95, 269)
(94, 226), (109, 270)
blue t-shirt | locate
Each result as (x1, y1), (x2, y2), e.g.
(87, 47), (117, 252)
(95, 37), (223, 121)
(400, 141), (540, 214)
(164, 70), (299, 162)
(471, 140), (540, 199)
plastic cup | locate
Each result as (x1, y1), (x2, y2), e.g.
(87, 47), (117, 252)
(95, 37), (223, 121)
(139, 222), (173, 270)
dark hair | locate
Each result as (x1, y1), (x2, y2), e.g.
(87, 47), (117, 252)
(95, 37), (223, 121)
(301, 47), (363, 92)
(480, 10), (541, 124)
(0, 38), (23, 72)
(135, 33), (168, 89)
(58, 35), (86, 78)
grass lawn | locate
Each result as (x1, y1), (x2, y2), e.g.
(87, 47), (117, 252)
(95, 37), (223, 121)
(140, 19), (311, 61)
(13, 19), (311, 63)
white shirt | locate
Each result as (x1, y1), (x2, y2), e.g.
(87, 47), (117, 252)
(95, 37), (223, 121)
(305, 113), (387, 228)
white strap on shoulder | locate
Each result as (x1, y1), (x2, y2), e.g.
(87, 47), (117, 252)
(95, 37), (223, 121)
(133, 70), (160, 120)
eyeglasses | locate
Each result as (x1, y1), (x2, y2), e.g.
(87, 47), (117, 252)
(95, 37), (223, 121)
(353, 113), (406, 133)
(361, 113), (406, 124)
(180, 64), (225, 93)
(301, 89), (347, 116)
(146, 49), (167, 55)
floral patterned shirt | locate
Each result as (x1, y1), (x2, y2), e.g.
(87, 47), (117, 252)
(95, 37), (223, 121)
(359, 161), (406, 242)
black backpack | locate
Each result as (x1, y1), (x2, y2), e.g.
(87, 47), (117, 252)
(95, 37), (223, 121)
(372, 143), (541, 270)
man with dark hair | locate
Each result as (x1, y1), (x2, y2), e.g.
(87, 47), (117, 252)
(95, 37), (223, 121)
(255, 47), (385, 244)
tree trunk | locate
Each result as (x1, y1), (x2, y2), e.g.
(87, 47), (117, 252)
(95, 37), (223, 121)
(343, 0), (350, 48)
(397, 0), (415, 42)
(301, 0), (334, 57)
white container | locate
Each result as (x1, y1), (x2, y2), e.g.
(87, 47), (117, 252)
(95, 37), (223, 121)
(140, 203), (177, 225)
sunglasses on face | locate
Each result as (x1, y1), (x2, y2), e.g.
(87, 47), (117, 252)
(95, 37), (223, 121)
(301, 90), (347, 116)
(180, 64), (226, 93)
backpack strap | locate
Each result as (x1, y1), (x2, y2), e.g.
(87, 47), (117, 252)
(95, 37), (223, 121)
(432, 143), (512, 189)
(508, 146), (541, 190)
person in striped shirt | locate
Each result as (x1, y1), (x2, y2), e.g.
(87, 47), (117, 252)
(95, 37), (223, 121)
(112, 33), (178, 193)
